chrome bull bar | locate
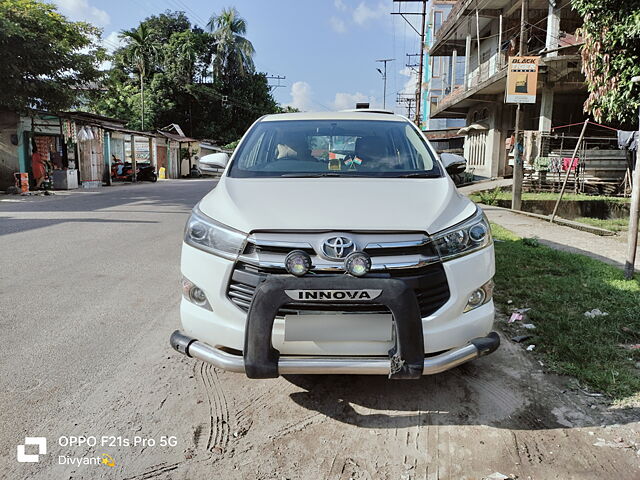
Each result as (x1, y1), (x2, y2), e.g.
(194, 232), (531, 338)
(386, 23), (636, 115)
(170, 330), (500, 376)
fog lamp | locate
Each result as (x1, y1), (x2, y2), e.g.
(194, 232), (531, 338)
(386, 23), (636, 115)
(181, 277), (212, 310)
(467, 289), (486, 308)
(190, 287), (208, 305)
(285, 250), (312, 276)
(344, 252), (371, 277)
(463, 280), (494, 312)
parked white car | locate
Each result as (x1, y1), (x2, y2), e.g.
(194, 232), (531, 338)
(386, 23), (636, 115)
(171, 110), (498, 379)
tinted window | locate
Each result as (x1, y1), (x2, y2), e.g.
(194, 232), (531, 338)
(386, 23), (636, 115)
(227, 120), (442, 178)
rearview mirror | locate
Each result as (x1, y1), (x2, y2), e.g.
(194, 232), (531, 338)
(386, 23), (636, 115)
(199, 152), (229, 171)
(440, 153), (467, 176)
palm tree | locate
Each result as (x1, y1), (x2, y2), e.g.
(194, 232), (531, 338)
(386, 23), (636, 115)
(207, 7), (255, 81)
(120, 24), (159, 130)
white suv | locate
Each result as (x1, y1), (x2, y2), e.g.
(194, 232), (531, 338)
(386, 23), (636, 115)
(170, 111), (498, 379)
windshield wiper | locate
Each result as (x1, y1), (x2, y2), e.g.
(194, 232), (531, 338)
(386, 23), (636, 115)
(396, 172), (441, 178)
(280, 172), (343, 178)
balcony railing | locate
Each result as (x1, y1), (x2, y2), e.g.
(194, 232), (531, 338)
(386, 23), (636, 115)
(430, 51), (507, 114)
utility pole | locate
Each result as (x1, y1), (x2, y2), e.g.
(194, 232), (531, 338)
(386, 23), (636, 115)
(376, 59), (394, 109)
(266, 74), (286, 92)
(405, 53), (421, 73)
(625, 75), (640, 279)
(511, 0), (529, 211)
(414, 0), (427, 127)
(396, 93), (416, 118)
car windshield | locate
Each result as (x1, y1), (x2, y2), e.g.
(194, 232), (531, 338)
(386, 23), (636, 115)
(227, 119), (442, 178)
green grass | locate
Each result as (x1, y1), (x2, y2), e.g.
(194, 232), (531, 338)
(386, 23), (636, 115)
(491, 223), (640, 403)
(573, 217), (629, 232)
(470, 191), (630, 204)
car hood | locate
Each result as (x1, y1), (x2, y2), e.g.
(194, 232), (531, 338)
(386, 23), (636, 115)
(197, 176), (476, 234)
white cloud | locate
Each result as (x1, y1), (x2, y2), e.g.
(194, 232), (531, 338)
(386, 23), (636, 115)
(352, 1), (386, 26)
(333, 92), (379, 110)
(334, 0), (347, 11)
(102, 31), (124, 54)
(399, 66), (417, 95)
(287, 81), (313, 111)
(53, 0), (110, 27)
(329, 16), (347, 33)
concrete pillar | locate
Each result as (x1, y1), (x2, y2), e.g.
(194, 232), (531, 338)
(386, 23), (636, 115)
(130, 134), (136, 182)
(464, 34), (471, 90)
(451, 49), (458, 92)
(487, 104), (503, 178)
(104, 131), (112, 186)
(545, 2), (560, 56)
(538, 86), (554, 132)
(148, 137), (154, 168)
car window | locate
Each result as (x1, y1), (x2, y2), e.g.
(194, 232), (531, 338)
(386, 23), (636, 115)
(228, 119), (441, 178)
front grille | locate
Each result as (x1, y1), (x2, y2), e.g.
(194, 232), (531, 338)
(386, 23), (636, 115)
(227, 262), (450, 318)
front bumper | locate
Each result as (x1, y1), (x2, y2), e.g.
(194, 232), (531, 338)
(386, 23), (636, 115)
(172, 274), (500, 379)
(170, 329), (500, 376)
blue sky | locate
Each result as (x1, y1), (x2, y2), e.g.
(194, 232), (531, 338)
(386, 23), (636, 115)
(51, 0), (421, 114)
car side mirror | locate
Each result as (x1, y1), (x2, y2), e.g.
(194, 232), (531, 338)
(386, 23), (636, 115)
(199, 153), (229, 171)
(440, 153), (467, 176)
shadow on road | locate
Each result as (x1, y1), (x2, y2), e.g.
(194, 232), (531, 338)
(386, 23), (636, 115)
(284, 352), (640, 430)
(0, 180), (216, 236)
(0, 217), (158, 235)
(0, 180), (216, 215)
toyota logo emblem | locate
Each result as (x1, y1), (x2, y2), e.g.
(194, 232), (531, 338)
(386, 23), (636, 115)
(322, 236), (355, 259)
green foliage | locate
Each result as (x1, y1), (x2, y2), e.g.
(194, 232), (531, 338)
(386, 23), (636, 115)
(574, 217), (629, 232)
(0, 0), (105, 111)
(223, 139), (240, 150)
(113, 11), (191, 75)
(278, 105), (301, 113)
(476, 187), (501, 206)
(491, 223), (640, 402)
(92, 9), (278, 143)
(469, 190), (631, 204)
(572, 0), (640, 126)
(207, 7), (255, 81)
(120, 23), (159, 79)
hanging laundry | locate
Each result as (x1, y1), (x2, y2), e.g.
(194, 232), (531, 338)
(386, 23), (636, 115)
(548, 157), (562, 173)
(617, 130), (638, 151)
(533, 156), (551, 171)
(562, 157), (578, 171)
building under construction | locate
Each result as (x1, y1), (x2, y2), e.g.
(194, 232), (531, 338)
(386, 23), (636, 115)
(422, 0), (628, 194)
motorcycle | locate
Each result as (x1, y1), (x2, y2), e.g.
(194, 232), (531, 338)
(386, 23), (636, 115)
(111, 162), (158, 182)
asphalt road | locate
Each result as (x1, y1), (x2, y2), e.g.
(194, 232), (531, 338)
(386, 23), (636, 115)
(1, 180), (639, 480)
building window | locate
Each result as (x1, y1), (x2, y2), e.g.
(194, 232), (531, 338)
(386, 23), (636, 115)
(432, 56), (442, 78)
(430, 96), (439, 110)
(433, 11), (443, 32)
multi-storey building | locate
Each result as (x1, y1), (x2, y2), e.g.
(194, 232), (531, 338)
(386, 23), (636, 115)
(421, 0), (465, 131)
(427, 0), (585, 178)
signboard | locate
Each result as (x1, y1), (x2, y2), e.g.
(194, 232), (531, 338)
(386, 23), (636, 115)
(505, 56), (540, 104)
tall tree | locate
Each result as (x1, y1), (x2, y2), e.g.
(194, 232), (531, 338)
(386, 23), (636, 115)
(207, 7), (255, 81)
(572, 0), (640, 126)
(94, 8), (279, 141)
(0, 0), (104, 112)
(120, 24), (159, 130)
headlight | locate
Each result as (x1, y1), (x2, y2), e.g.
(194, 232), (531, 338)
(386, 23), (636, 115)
(431, 207), (491, 260)
(184, 206), (247, 259)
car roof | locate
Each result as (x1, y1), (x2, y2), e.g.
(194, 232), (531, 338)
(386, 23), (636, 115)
(260, 111), (408, 123)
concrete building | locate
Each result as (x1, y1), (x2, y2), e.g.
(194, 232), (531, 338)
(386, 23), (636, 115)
(428, 0), (585, 179)
(421, 0), (465, 131)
